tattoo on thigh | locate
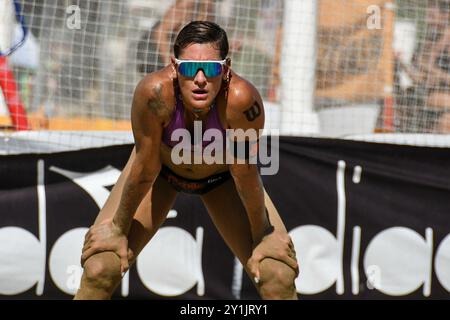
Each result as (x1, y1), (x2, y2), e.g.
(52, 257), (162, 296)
(243, 101), (262, 122)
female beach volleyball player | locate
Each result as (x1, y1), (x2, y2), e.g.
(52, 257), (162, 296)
(75, 21), (298, 300)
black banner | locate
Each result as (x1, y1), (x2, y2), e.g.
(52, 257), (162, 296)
(0, 137), (449, 299)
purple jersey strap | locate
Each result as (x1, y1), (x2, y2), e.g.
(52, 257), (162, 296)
(162, 86), (226, 148)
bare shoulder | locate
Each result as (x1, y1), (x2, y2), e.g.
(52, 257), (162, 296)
(226, 73), (262, 111)
(225, 72), (264, 130)
(134, 67), (175, 123)
(136, 67), (174, 102)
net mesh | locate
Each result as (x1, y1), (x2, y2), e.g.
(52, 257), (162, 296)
(0, 0), (449, 154)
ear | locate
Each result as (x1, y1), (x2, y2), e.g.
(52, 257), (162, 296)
(170, 56), (177, 79)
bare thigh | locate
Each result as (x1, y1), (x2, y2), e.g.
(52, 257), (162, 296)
(200, 178), (288, 268)
(92, 147), (178, 262)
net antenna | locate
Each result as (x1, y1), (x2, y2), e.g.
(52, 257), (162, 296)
(0, 0), (28, 57)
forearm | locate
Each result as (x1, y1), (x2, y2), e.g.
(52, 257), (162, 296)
(116, 74), (164, 235)
(232, 165), (270, 244)
(113, 166), (158, 235)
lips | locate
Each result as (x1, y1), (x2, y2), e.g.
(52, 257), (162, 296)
(192, 88), (208, 100)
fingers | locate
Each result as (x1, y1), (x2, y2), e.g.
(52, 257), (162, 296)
(83, 227), (93, 247)
(254, 243), (298, 275)
(248, 251), (265, 283)
(293, 263), (300, 277)
(81, 245), (100, 267)
(278, 233), (294, 250)
(119, 247), (130, 275)
(268, 250), (298, 271)
(284, 256), (299, 274)
(127, 248), (133, 260)
(266, 256), (299, 278)
(249, 232), (299, 282)
(280, 249), (299, 273)
(82, 234), (97, 260)
(281, 249), (299, 276)
(288, 238), (295, 251)
(246, 257), (261, 285)
(83, 224), (103, 247)
(81, 240), (93, 267)
(247, 254), (298, 287)
(80, 220), (129, 273)
(286, 252), (300, 277)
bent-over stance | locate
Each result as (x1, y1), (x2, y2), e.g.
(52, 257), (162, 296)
(75, 21), (299, 300)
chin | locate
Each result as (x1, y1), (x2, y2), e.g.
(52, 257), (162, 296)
(190, 98), (213, 110)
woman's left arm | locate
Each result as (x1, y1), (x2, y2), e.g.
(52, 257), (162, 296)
(226, 83), (269, 244)
(226, 82), (298, 280)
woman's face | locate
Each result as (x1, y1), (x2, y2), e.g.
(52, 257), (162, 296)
(172, 43), (226, 114)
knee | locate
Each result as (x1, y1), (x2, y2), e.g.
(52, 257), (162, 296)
(257, 258), (298, 300)
(83, 252), (122, 291)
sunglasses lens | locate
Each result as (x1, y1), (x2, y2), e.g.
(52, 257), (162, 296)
(178, 62), (222, 77)
(201, 62), (222, 77)
(178, 62), (197, 77)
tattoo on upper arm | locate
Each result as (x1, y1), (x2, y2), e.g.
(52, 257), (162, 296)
(243, 101), (262, 122)
(147, 84), (167, 116)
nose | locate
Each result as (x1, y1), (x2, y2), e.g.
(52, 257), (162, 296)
(194, 69), (207, 86)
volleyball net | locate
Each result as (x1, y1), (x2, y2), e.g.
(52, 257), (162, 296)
(0, 0), (449, 154)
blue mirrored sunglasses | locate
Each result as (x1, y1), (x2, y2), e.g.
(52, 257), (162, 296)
(175, 59), (226, 78)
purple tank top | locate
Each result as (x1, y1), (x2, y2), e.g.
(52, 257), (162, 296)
(162, 88), (226, 148)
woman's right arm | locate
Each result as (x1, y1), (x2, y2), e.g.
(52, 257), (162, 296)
(81, 79), (165, 272)
(112, 80), (164, 235)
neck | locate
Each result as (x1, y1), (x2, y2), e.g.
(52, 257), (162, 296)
(185, 106), (210, 123)
(178, 92), (214, 122)
(184, 99), (213, 119)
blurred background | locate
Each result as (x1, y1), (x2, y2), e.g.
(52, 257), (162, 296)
(0, 0), (449, 153)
